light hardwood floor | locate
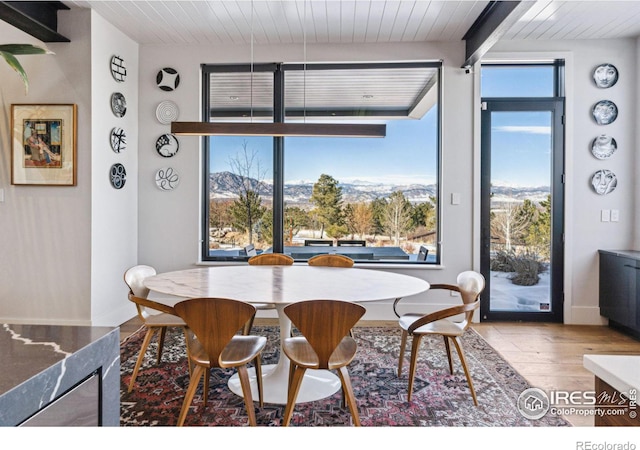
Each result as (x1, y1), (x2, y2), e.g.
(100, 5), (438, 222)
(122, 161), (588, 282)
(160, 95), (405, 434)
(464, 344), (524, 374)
(120, 317), (640, 427)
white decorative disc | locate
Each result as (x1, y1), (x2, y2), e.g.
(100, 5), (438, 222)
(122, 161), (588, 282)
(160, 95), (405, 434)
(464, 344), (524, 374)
(155, 133), (179, 157)
(155, 167), (180, 191)
(591, 169), (617, 195)
(156, 100), (179, 124)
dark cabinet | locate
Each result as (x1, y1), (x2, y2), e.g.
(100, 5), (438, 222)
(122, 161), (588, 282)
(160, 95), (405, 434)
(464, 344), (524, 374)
(599, 250), (640, 337)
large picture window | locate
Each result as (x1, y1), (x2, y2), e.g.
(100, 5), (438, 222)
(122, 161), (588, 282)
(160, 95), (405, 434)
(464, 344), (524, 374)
(202, 62), (441, 264)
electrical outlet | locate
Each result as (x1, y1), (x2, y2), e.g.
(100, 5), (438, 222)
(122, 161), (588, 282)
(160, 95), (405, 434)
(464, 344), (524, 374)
(601, 209), (610, 222)
(611, 209), (619, 222)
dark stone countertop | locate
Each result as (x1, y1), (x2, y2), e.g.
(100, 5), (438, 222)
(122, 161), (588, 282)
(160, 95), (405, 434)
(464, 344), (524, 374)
(0, 324), (120, 426)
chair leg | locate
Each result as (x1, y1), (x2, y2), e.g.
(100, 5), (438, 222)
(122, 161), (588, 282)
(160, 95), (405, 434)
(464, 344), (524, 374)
(203, 368), (210, 404)
(282, 366), (306, 426)
(128, 326), (157, 393)
(254, 355), (264, 407)
(156, 326), (167, 364)
(451, 336), (478, 406)
(407, 334), (423, 402)
(398, 329), (408, 377)
(182, 327), (194, 378)
(336, 366), (361, 426)
(237, 365), (257, 426)
(443, 335), (454, 374)
(177, 365), (205, 426)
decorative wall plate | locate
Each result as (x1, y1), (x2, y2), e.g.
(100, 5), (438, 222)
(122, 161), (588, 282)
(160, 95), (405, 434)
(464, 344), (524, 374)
(156, 67), (180, 91)
(155, 167), (180, 191)
(156, 100), (179, 124)
(591, 169), (617, 195)
(155, 133), (179, 157)
(110, 127), (127, 153)
(592, 100), (617, 125)
(591, 135), (617, 160)
(111, 92), (127, 117)
(593, 63), (618, 88)
(110, 55), (127, 82)
(110, 163), (127, 189)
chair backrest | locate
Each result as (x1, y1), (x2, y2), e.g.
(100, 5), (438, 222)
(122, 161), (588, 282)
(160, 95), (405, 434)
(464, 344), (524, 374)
(337, 240), (366, 247)
(124, 265), (156, 298)
(174, 297), (257, 367)
(284, 300), (365, 369)
(307, 254), (354, 268)
(248, 253), (294, 265)
(417, 246), (429, 261)
(456, 271), (485, 325)
(304, 239), (333, 247)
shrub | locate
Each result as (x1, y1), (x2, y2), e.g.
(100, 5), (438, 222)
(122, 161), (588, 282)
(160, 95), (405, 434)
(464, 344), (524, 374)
(490, 250), (516, 272)
(509, 255), (540, 286)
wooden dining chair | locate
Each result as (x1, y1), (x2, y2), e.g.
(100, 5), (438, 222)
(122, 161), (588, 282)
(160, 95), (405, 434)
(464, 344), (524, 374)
(173, 297), (267, 426)
(307, 254), (354, 268)
(395, 271), (485, 405)
(244, 253), (295, 334)
(281, 299), (366, 426)
(124, 265), (189, 393)
(307, 254), (356, 338)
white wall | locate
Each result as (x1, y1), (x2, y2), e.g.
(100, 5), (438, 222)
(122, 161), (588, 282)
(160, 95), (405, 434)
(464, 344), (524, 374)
(0, 12), (93, 325)
(0, 10), (139, 326)
(137, 41), (477, 319)
(89, 11), (140, 327)
(489, 39), (638, 324)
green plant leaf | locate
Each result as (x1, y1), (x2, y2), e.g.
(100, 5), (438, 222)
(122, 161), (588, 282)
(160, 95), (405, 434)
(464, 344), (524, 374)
(0, 44), (53, 55)
(0, 50), (29, 93)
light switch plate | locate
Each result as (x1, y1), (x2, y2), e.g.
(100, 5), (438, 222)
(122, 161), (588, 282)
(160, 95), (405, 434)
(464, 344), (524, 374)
(451, 193), (461, 205)
(601, 209), (610, 222)
(611, 209), (619, 222)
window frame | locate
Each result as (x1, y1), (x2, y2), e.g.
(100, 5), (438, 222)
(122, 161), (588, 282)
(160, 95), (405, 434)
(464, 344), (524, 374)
(201, 61), (443, 265)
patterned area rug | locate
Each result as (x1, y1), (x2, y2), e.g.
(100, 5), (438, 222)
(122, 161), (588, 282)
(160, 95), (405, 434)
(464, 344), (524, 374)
(120, 326), (571, 427)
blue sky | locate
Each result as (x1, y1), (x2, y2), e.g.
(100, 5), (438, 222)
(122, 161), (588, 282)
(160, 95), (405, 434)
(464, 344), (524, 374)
(210, 109), (438, 185)
(209, 65), (555, 188)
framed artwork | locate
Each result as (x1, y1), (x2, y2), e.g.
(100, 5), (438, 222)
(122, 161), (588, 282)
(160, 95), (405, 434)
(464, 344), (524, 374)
(11, 104), (77, 186)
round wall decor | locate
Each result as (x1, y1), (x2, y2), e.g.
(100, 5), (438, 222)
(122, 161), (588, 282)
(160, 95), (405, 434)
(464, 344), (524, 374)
(110, 55), (127, 82)
(591, 169), (617, 195)
(591, 135), (617, 160)
(592, 100), (617, 125)
(110, 127), (127, 153)
(111, 92), (127, 117)
(593, 63), (618, 88)
(156, 67), (180, 91)
(156, 100), (179, 124)
(155, 167), (180, 191)
(110, 163), (127, 189)
(155, 133), (179, 157)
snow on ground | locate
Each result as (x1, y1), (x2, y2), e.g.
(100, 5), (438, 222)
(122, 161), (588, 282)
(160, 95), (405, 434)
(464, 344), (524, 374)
(489, 271), (551, 312)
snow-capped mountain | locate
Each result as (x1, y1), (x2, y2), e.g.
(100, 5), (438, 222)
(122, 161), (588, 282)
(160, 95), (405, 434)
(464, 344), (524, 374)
(209, 171), (549, 206)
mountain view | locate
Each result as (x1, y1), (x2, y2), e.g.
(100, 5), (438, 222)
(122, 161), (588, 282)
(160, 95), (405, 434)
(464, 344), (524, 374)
(209, 171), (549, 207)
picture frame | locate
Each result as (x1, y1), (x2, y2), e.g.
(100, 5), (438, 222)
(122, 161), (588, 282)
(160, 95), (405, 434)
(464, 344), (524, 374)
(11, 104), (77, 186)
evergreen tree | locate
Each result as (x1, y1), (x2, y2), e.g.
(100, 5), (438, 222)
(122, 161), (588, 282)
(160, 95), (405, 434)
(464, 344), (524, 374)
(310, 174), (344, 238)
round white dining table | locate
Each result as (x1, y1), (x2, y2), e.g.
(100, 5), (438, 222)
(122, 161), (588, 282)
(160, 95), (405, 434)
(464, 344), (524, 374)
(144, 265), (429, 404)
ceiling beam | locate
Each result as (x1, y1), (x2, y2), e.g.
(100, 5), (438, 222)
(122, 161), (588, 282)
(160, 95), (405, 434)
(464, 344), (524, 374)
(0, 1), (70, 42)
(461, 1), (534, 69)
